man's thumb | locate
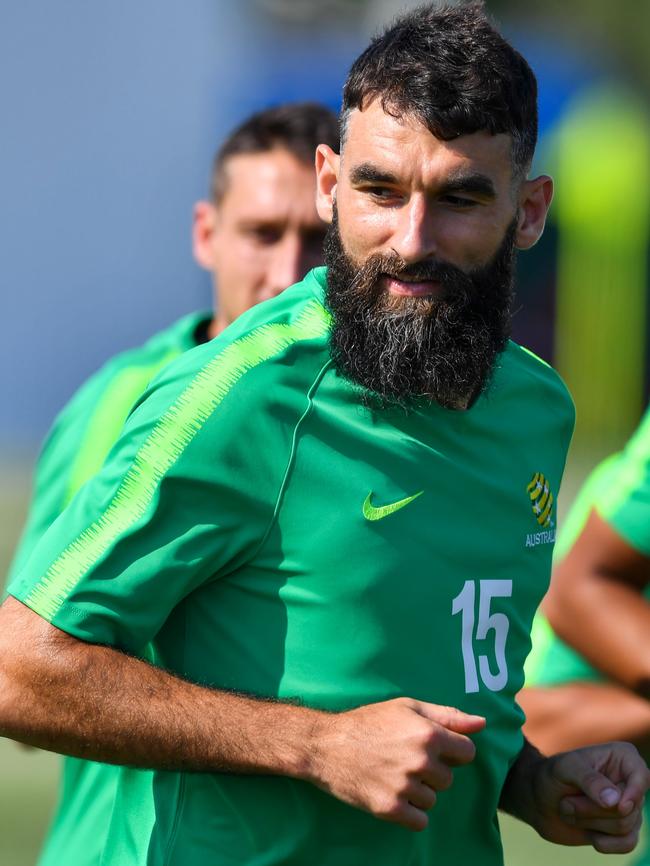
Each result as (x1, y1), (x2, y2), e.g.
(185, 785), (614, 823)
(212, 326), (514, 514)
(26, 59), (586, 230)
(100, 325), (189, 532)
(565, 759), (621, 808)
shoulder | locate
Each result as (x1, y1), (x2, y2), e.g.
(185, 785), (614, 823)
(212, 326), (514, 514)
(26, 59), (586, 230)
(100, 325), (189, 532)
(54, 312), (208, 426)
(193, 268), (328, 366)
(141, 271), (331, 416)
(498, 341), (575, 426)
(502, 341), (573, 403)
(84, 310), (207, 386)
(111, 273), (332, 474)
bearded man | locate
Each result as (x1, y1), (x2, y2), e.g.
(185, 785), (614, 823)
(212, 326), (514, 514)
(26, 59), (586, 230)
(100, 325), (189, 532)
(0, 4), (648, 865)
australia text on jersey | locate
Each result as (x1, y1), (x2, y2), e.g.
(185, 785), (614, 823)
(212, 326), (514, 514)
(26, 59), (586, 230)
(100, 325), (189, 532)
(525, 528), (556, 548)
(525, 472), (556, 547)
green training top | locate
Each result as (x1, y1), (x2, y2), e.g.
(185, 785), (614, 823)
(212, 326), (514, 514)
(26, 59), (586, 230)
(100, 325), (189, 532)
(10, 268), (574, 866)
(7, 310), (209, 866)
(9, 311), (209, 583)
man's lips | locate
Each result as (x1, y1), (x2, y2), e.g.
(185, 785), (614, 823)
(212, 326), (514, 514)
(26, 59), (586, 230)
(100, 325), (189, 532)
(382, 275), (443, 297)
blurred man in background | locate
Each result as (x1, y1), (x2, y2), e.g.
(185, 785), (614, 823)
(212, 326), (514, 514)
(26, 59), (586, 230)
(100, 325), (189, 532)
(7, 100), (338, 866)
(522, 406), (650, 866)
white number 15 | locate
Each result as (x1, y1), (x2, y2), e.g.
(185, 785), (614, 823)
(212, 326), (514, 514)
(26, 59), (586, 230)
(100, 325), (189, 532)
(451, 579), (512, 693)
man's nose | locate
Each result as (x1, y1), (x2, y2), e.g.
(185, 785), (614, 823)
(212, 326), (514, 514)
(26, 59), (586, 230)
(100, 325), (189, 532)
(263, 235), (303, 299)
(390, 196), (438, 264)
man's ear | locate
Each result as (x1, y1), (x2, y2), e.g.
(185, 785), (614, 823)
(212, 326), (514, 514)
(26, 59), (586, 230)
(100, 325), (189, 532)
(315, 144), (340, 223)
(516, 175), (554, 250)
(192, 201), (218, 270)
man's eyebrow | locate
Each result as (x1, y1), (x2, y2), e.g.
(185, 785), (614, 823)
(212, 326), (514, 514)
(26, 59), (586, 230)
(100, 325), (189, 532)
(237, 219), (283, 228)
(349, 163), (400, 186)
(440, 171), (496, 199)
(349, 163), (497, 199)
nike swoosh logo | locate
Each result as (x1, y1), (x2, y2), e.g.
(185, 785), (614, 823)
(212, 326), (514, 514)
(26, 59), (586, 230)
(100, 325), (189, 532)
(362, 490), (424, 521)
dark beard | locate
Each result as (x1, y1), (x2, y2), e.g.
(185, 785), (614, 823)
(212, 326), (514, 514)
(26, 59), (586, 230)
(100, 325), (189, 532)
(323, 206), (516, 410)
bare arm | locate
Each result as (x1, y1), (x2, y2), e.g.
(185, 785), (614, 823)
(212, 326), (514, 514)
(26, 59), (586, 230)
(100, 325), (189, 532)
(0, 596), (320, 775)
(0, 596), (485, 831)
(544, 509), (650, 695)
(520, 683), (650, 756)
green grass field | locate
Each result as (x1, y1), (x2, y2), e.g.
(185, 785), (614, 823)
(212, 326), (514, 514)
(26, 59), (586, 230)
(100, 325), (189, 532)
(0, 461), (642, 865)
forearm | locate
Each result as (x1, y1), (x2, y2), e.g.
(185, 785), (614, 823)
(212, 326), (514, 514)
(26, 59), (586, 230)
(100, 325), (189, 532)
(520, 683), (650, 756)
(0, 597), (321, 778)
(499, 737), (545, 827)
(501, 733), (648, 852)
(0, 599), (491, 833)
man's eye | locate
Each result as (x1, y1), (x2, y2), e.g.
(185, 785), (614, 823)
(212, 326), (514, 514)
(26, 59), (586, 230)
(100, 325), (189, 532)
(441, 195), (476, 208)
(245, 226), (281, 244)
(365, 186), (399, 201)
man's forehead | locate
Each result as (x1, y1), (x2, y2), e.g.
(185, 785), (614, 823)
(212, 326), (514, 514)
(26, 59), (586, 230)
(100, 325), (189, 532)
(219, 149), (316, 208)
(223, 149), (310, 185)
(342, 102), (513, 178)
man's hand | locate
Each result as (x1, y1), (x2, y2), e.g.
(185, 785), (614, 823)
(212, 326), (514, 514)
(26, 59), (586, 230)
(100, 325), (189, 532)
(0, 599), (486, 833)
(307, 698), (486, 831)
(533, 742), (649, 853)
(504, 740), (650, 854)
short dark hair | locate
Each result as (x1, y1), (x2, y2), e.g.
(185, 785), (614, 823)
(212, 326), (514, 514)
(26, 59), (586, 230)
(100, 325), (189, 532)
(341, 2), (537, 178)
(212, 102), (340, 202)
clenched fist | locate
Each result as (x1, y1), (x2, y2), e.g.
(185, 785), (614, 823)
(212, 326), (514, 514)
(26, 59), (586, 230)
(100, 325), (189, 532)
(307, 697), (486, 831)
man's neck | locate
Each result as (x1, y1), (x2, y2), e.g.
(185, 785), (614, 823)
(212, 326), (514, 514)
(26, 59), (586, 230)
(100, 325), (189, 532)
(193, 316), (219, 346)
(207, 315), (225, 341)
